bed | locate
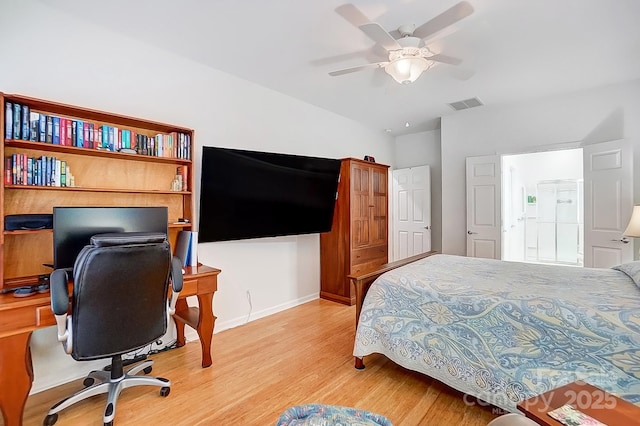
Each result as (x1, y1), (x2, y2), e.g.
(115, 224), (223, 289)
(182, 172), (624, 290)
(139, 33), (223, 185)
(352, 253), (640, 412)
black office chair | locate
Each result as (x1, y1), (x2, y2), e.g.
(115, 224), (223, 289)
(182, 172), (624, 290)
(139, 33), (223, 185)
(44, 232), (183, 426)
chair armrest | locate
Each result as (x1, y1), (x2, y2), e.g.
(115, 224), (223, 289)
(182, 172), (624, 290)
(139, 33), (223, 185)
(170, 256), (183, 293)
(168, 256), (183, 315)
(50, 268), (72, 351)
(50, 268), (71, 315)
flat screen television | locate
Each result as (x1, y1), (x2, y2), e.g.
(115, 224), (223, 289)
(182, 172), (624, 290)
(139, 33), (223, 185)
(53, 206), (168, 270)
(198, 147), (341, 243)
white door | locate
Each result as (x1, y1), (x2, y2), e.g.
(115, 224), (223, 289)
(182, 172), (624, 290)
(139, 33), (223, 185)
(392, 166), (431, 261)
(466, 155), (501, 259)
(583, 139), (634, 268)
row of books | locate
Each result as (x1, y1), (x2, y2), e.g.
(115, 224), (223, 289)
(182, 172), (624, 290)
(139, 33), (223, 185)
(4, 101), (192, 160)
(5, 153), (74, 187)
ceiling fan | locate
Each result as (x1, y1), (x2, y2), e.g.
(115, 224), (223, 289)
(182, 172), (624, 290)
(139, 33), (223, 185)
(329, 1), (474, 84)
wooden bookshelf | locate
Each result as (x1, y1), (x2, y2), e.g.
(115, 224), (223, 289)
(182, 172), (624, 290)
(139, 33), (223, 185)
(0, 93), (195, 289)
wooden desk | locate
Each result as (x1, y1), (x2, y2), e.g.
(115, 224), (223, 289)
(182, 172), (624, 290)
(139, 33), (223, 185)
(517, 380), (640, 425)
(0, 264), (220, 426)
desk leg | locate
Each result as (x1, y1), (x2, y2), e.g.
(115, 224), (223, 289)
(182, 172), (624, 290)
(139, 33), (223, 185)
(174, 298), (188, 348)
(173, 294), (216, 368)
(196, 292), (215, 368)
(0, 332), (33, 426)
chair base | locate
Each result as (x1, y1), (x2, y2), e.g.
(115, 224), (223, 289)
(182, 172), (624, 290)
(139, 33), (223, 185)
(44, 358), (170, 426)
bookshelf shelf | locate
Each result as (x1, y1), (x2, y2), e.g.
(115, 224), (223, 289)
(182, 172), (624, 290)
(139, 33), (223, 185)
(5, 140), (192, 165)
(4, 185), (190, 195)
(4, 228), (53, 236)
(169, 223), (192, 229)
(1, 92), (196, 290)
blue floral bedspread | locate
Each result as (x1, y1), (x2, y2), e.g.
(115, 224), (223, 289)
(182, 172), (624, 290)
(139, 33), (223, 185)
(353, 254), (640, 412)
(276, 404), (393, 426)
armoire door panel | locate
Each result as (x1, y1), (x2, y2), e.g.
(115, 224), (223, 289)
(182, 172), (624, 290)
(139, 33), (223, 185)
(352, 219), (371, 248)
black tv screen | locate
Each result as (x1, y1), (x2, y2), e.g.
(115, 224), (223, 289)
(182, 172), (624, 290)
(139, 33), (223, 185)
(198, 147), (341, 242)
(53, 206), (168, 270)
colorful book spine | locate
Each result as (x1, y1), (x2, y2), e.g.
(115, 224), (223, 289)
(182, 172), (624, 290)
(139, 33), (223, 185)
(27, 157), (33, 185)
(36, 157), (43, 186)
(65, 119), (72, 145)
(157, 134), (163, 157)
(108, 126), (114, 151)
(38, 114), (46, 142)
(5, 102), (12, 139)
(21, 105), (29, 140)
(12, 103), (21, 140)
(96, 126), (101, 149)
(22, 154), (27, 185)
(52, 117), (60, 145)
(101, 125), (106, 150)
(11, 153), (17, 184)
(59, 118), (67, 146)
(123, 129), (130, 149)
(4, 157), (11, 185)
(54, 159), (61, 186)
(83, 122), (89, 148)
(60, 160), (66, 187)
(75, 120), (84, 148)
(29, 112), (39, 141)
(88, 123), (94, 148)
(45, 116), (53, 143)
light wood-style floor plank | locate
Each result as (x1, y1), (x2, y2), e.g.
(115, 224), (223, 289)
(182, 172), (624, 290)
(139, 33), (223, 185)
(17, 299), (502, 426)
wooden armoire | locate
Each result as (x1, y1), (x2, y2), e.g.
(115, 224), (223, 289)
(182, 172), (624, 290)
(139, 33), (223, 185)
(320, 158), (389, 305)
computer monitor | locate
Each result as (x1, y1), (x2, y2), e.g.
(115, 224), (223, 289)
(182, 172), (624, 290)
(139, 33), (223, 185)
(53, 206), (169, 270)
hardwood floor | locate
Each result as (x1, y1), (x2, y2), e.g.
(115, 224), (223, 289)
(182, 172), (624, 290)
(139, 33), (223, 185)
(18, 299), (502, 426)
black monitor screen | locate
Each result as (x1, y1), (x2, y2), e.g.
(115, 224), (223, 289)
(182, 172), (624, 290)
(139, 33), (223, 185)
(53, 206), (168, 270)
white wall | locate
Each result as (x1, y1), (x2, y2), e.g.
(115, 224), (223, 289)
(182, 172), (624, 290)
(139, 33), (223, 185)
(507, 149), (583, 184)
(441, 79), (640, 255)
(0, 0), (394, 393)
(393, 130), (442, 252)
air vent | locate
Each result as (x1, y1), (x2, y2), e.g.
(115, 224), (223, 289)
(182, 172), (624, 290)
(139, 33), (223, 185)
(448, 97), (484, 111)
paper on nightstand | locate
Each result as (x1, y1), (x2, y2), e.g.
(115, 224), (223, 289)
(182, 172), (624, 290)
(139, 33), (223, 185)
(547, 404), (607, 426)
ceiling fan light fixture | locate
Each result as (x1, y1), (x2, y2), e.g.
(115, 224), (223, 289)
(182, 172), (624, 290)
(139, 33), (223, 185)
(384, 56), (432, 84)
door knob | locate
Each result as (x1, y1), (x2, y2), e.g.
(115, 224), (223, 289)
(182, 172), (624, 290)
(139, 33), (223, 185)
(611, 238), (630, 244)
(424, 226), (430, 230)
(467, 231), (478, 235)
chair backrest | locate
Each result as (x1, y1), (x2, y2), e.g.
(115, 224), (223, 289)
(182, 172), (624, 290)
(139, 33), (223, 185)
(70, 232), (172, 361)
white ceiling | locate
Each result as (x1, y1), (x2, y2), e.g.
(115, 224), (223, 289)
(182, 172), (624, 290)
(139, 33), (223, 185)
(42, 0), (640, 136)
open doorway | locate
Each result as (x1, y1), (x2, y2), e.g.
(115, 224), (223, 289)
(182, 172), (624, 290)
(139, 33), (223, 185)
(502, 148), (584, 266)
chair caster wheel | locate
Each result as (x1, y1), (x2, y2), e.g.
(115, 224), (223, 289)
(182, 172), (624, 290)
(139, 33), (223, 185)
(83, 377), (95, 387)
(43, 413), (58, 426)
(143, 366), (152, 374)
(160, 386), (170, 397)
(104, 421), (113, 426)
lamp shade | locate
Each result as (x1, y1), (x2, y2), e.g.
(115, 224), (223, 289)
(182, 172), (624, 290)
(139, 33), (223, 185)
(384, 57), (431, 84)
(624, 206), (640, 237)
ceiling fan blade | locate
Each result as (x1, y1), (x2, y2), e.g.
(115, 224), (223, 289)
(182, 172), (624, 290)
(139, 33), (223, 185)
(429, 53), (463, 66)
(359, 22), (401, 51)
(329, 62), (387, 77)
(311, 49), (373, 66)
(335, 3), (371, 27)
(413, 1), (474, 41)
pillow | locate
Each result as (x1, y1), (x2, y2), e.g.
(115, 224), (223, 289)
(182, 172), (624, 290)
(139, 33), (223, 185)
(612, 261), (640, 287)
